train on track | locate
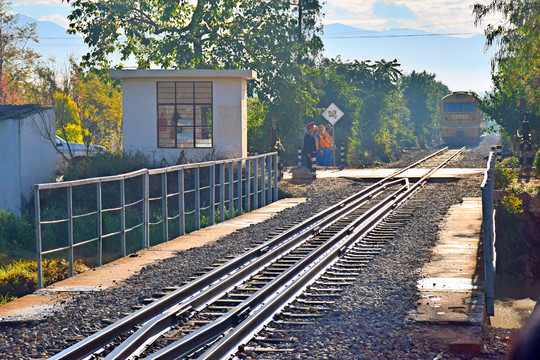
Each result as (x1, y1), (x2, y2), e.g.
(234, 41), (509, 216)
(440, 91), (482, 145)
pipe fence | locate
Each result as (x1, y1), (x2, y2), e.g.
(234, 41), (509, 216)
(481, 151), (496, 316)
(35, 153), (278, 288)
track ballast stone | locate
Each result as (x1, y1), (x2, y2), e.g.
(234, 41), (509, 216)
(0, 146), (514, 359)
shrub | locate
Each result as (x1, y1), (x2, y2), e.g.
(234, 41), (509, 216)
(494, 165), (517, 190)
(0, 259), (89, 299)
(0, 210), (34, 261)
(500, 193), (523, 215)
(62, 151), (155, 181)
(534, 149), (540, 175)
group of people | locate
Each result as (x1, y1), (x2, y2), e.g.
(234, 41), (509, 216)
(302, 122), (335, 171)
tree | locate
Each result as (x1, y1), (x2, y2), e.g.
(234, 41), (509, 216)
(72, 71), (122, 151)
(63, 0), (321, 70)
(63, 0), (324, 162)
(317, 58), (414, 165)
(473, 0), (540, 150)
(402, 71), (450, 147)
(0, 0), (39, 104)
(26, 59), (122, 159)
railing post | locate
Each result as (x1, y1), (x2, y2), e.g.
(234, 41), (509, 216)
(209, 165), (215, 226)
(261, 155), (266, 206)
(267, 155), (272, 205)
(245, 159), (251, 212)
(120, 179), (126, 257)
(161, 172), (168, 242)
(219, 163), (225, 223)
(253, 157), (259, 210)
(273, 153), (278, 202)
(178, 169), (185, 236)
(143, 172), (149, 248)
(97, 182), (102, 266)
(237, 160), (243, 215)
(67, 186), (74, 278)
(228, 162), (234, 219)
(195, 167), (201, 230)
(35, 186), (43, 289)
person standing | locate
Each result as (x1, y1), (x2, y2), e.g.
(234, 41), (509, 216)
(318, 125), (330, 166)
(326, 124), (335, 166)
(313, 126), (324, 166)
(302, 122), (317, 172)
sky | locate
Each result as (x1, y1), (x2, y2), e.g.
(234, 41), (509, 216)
(10, 0), (504, 92)
(323, 0), (501, 34)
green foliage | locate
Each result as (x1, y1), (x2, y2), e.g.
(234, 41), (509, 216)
(247, 98), (270, 154)
(402, 71), (450, 147)
(0, 259), (89, 300)
(502, 156), (520, 169)
(0, 209), (34, 260)
(494, 164), (517, 190)
(472, 0), (540, 152)
(62, 151), (155, 181)
(500, 193), (523, 215)
(534, 149), (540, 174)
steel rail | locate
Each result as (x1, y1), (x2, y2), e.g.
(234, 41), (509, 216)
(48, 178), (406, 360)
(145, 181), (408, 360)
(146, 182), (411, 360)
(195, 147), (465, 360)
(101, 179), (405, 360)
(47, 148), (453, 360)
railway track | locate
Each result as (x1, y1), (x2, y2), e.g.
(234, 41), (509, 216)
(49, 147), (464, 360)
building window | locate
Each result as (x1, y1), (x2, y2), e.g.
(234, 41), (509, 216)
(157, 81), (213, 148)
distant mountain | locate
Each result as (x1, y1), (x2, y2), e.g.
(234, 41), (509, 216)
(16, 14), (87, 63)
(322, 23), (496, 93)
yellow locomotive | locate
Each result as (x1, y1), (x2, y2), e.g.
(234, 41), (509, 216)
(440, 91), (482, 145)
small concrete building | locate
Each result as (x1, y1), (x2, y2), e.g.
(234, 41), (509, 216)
(110, 69), (257, 163)
(0, 105), (57, 215)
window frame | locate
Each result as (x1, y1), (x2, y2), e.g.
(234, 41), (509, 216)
(156, 81), (213, 149)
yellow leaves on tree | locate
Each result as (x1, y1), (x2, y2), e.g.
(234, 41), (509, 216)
(54, 92), (86, 143)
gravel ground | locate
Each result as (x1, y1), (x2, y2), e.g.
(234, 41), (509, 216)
(0, 143), (516, 359)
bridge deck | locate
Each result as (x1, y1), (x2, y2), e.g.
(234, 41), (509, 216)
(0, 170), (486, 355)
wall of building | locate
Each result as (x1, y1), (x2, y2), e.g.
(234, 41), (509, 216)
(114, 70), (253, 164)
(0, 109), (56, 215)
(0, 118), (22, 214)
(20, 111), (57, 205)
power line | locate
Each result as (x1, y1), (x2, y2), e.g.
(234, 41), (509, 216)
(322, 32), (483, 39)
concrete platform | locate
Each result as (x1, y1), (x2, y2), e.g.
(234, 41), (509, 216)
(283, 167), (484, 180)
(409, 197), (485, 355)
(0, 198), (306, 324)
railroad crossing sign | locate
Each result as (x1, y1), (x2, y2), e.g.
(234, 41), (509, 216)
(321, 103), (344, 125)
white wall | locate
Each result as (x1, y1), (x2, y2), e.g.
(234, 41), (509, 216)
(113, 70), (253, 164)
(0, 108), (56, 215)
(0, 118), (22, 214)
(20, 111), (57, 205)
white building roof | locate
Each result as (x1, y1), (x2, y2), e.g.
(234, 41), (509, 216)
(109, 69), (257, 80)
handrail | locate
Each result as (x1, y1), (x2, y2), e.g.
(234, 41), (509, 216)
(481, 152), (496, 316)
(35, 153), (279, 288)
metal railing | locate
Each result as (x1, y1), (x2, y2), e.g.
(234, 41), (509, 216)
(35, 153), (278, 288)
(481, 151), (496, 316)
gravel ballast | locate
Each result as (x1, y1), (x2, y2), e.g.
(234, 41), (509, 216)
(0, 145), (516, 359)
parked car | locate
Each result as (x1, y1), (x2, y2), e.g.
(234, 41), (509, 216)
(55, 136), (106, 157)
